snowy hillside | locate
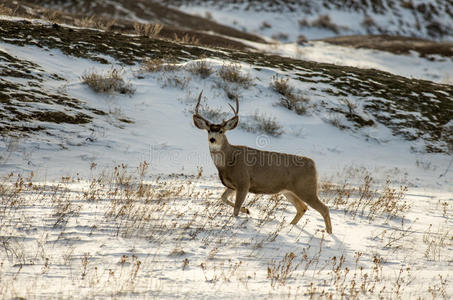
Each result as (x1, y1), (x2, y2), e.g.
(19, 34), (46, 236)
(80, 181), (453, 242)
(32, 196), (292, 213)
(160, 0), (453, 41)
(0, 5), (452, 299)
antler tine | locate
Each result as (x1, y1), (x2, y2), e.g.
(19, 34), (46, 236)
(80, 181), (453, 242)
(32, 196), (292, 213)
(227, 95), (239, 116)
(194, 90), (203, 115)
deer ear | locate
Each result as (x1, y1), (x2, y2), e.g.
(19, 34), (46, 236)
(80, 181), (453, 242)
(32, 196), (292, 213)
(193, 115), (210, 130)
(223, 116), (238, 131)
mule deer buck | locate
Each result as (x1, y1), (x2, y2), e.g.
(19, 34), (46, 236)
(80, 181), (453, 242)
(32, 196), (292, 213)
(193, 91), (332, 234)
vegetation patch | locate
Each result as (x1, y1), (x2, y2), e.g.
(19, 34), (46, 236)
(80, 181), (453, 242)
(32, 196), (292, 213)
(218, 63), (253, 88)
(270, 76), (309, 115)
(82, 68), (135, 95)
(187, 60), (213, 79)
(240, 111), (283, 137)
(321, 35), (453, 58)
(1, 19), (452, 152)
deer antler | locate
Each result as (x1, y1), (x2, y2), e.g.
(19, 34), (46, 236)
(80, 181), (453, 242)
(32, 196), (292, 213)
(194, 90), (203, 116)
(227, 95), (239, 118)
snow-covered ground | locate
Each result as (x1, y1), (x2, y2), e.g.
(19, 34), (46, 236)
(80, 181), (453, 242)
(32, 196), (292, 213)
(0, 14), (452, 298)
(0, 42), (451, 190)
(248, 41), (453, 84)
(0, 174), (451, 299)
(163, 0), (453, 42)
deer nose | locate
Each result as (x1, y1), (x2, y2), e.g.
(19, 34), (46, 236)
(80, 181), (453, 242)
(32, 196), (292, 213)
(210, 138), (215, 143)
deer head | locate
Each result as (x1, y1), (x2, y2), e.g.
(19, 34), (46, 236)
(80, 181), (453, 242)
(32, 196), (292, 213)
(193, 91), (239, 150)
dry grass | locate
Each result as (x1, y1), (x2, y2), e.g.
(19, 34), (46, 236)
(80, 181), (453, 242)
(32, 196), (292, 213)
(423, 224), (452, 261)
(173, 33), (200, 45)
(240, 111), (283, 137)
(321, 168), (409, 222)
(0, 4), (14, 16)
(218, 63), (253, 88)
(311, 15), (341, 33)
(267, 252), (299, 288)
(0, 164), (450, 298)
(140, 58), (181, 72)
(133, 23), (163, 38)
(74, 16), (116, 31)
(270, 76), (309, 115)
(161, 74), (191, 89)
(187, 60), (213, 79)
(81, 68), (135, 95)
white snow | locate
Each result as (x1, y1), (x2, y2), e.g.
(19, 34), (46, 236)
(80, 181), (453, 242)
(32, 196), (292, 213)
(0, 17), (452, 299)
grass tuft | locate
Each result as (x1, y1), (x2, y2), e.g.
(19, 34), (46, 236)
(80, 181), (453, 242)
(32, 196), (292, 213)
(218, 63), (253, 88)
(82, 68), (135, 95)
(134, 23), (163, 38)
(270, 76), (309, 115)
(240, 111), (283, 137)
(187, 60), (213, 79)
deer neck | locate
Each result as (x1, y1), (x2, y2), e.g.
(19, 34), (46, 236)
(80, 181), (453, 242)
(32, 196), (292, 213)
(209, 136), (231, 169)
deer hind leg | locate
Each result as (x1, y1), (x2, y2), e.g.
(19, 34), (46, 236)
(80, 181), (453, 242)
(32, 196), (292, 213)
(296, 190), (332, 234)
(283, 191), (308, 225)
(221, 188), (249, 214)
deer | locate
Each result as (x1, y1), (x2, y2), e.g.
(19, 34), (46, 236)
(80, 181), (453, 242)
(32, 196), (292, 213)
(193, 91), (332, 234)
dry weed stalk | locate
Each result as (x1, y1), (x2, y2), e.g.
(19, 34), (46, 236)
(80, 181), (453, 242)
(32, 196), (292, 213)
(423, 224), (452, 261)
(0, 4), (14, 16)
(322, 171), (409, 222)
(173, 33), (199, 45)
(240, 111), (284, 137)
(81, 68), (135, 95)
(141, 58), (181, 73)
(270, 76), (309, 115)
(134, 23), (163, 38)
(187, 60), (213, 79)
(218, 63), (253, 88)
(267, 252), (299, 288)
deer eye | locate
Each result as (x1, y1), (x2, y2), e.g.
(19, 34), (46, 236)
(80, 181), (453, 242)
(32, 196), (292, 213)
(219, 130), (223, 134)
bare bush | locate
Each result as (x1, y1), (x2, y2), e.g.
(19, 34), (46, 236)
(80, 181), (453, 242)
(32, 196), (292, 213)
(173, 33), (199, 45)
(260, 21), (272, 30)
(311, 15), (341, 33)
(218, 63), (253, 88)
(82, 68), (135, 95)
(0, 4), (14, 16)
(134, 23), (163, 38)
(141, 58), (181, 73)
(271, 32), (289, 41)
(187, 61), (213, 79)
(162, 74), (190, 89)
(361, 16), (376, 28)
(270, 76), (309, 115)
(423, 224), (452, 261)
(74, 16), (97, 28)
(267, 252), (299, 287)
(240, 111), (283, 137)
(321, 169), (409, 222)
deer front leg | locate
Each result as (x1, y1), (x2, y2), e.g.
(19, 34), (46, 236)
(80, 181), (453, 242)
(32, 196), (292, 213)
(233, 188), (248, 216)
(221, 188), (249, 214)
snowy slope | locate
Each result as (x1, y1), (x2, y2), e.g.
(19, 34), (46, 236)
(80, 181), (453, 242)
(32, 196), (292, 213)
(160, 0), (453, 42)
(0, 41), (452, 190)
(0, 17), (452, 300)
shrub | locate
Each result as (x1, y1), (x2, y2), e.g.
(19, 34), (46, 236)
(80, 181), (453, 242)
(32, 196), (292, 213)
(173, 33), (199, 45)
(141, 58), (181, 72)
(311, 15), (340, 33)
(270, 76), (309, 115)
(81, 68), (135, 95)
(218, 63), (253, 88)
(134, 23), (163, 38)
(240, 111), (283, 137)
(0, 4), (14, 16)
(187, 61), (213, 79)
(361, 16), (376, 28)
